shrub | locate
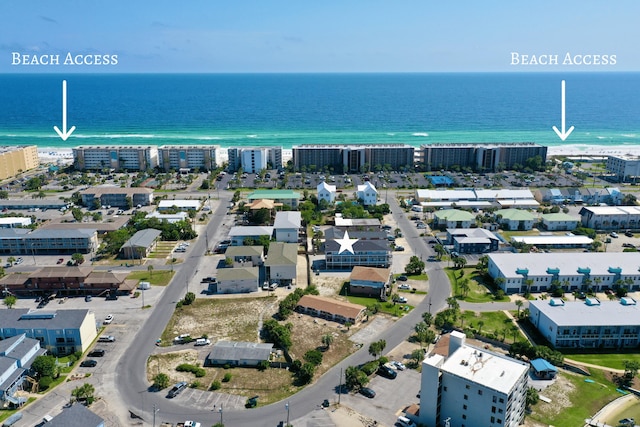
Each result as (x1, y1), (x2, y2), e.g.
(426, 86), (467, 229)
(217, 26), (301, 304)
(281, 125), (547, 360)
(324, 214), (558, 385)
(176, 363), (206, 378)
(222, 373), (232, 382)
(290, 360), (302, 373)
(378, 356), (389, 366)
(303, 349), (323, 366)
(39, 376), (53, 390)
(210, 380), (221, 390)
(257, 360), (269, 371)
(361, 361), (378, 376)
(190, 381), (202, 388)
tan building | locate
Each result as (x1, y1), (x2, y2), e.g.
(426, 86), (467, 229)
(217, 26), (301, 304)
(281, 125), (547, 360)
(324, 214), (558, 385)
(0, 146), (38, 180)
(296, 295), (365, 324)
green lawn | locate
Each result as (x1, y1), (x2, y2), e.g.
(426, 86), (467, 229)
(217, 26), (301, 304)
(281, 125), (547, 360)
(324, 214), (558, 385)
(345, 295), (413, 317)
(458, 311), (524, 343)
(564, 353), (640, 371)
(406, 273), (429, 281)
(529, 369), (620, 427)
(445, 267), (503, 303)
(127, 270), (174, 286)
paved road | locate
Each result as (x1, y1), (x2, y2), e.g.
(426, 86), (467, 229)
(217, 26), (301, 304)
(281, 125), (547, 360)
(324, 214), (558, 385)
(115, 192), (457, 427)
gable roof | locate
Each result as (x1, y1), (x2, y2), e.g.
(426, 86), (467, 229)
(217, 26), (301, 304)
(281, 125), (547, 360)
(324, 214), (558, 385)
(207, 341), (273, 361)
(247, 190), (301, 200)
(0, 309), (91, 330)
(317, 181), (336, 193)
(498, 209), (536, 221)
(123, 228), (162, 249)
(29, 266), (93, 279)
(264, 242), (298, 266)
(83, 271), (129, 284)
(224, 246), (264, 258)
(434, 209), (475, 221)
(350, 266), (391, 284)
(217, 267), (259, 281)
(297, 295), (365, 320)
(246, 199), (281, 210)
(274, 211), (302, 229)
(228, 226), (274, 237)
(357, 181), (378, 194)
(46, 403), (104, 427)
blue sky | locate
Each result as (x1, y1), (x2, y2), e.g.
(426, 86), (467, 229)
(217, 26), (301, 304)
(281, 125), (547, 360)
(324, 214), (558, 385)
(1, 1), (638, 73)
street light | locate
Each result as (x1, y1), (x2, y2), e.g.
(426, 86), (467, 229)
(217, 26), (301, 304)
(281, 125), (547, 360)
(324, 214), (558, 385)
(218, 403), (223, 425)
(152, 404), (159, 427)
(285, 401), (290, 427)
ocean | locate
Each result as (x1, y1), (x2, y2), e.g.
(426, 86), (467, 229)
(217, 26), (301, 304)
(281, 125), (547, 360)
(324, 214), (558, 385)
(1, 72), (640, 152)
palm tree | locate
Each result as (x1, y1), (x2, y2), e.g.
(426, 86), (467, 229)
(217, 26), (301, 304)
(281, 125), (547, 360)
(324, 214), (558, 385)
(477, 320), (485, 335)
(147, 264), (154, 278)
(524, 279), (534, 296)
(510, 325), (520, 342)
(321, 333), (334, 350)
(515, 300), (523, 317)
(459, 277), (470, 298)
(446, 297), (459, 311)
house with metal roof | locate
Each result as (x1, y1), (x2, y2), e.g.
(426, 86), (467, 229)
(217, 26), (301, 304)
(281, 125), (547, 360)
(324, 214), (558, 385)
(447, 228), (500, 254)
(349, 266), (391, 298)
(510, 235), (592, 249)
(158, 199), (202, 211)
(296, 295), (365, 324)
(529, 298), (640, 349)
(0, 309), (97, 356)
(228, 226), (274, 246)
(530, 358), (558, 379)
(273, 211), (302, 243)
(214, 267), (259, 294)
(497, 209), (535, 231)
(120, 228), (162, 259)
(433, 209), (475, 229)
(146, 211), (189, 224)
(0, 334), (45, 405)
(205, 341), (274, 367)
(540, 212), (579, 231)
(247, 190), (301, 208)
(44, 402), (105, 427)
(265, 242), (298, 284)
(334, 217), (381, 229)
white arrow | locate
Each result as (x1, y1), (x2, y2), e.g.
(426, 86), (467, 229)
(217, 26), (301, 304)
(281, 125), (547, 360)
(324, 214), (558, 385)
(552, 79), (574, 141)
(53, 80), (76, 141)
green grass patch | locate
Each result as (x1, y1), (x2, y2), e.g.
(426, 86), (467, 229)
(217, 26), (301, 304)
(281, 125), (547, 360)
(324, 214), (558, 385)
(406, 273), (429, 281)
(563, 352), (640, 371)
(344, 294), (413, 317)
(459, 311), (524, 343)
(127, 270), (174, 286)
(0, 397), (36, 423)
(529, 369), (619, 426)
(445, 267), (504, 303)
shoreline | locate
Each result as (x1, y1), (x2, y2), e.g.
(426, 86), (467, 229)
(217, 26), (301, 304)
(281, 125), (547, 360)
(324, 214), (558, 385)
(37, 145), (639, 166)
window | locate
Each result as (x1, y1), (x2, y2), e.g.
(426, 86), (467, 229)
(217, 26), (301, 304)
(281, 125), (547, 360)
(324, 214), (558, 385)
(464, 394), (468, 400)
(499, 398), (504, 403)
(498, 419), (502, 424)
(491, 416), (495, 423)
(478, 390), (483, 395)
(443, 386), (448, 391)
(493, 396), (497, 403)
(466, 385), (470, 389)
(463, 405), (467, 410)
(462, 415), (467, 420)
(492, 406), (496, 413)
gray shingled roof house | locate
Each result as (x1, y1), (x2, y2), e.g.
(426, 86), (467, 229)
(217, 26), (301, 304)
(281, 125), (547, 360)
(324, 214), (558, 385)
(45, 403), (105, 427)
(205, 341), (273, 367)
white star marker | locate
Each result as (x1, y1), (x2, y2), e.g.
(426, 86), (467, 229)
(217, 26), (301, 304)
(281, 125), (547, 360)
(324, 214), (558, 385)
(335, 230), (358, 254)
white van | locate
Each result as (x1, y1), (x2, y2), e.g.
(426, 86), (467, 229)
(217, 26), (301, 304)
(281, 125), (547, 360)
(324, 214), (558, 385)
(396, 416), (417, 427)
(195, 338), (211, 346)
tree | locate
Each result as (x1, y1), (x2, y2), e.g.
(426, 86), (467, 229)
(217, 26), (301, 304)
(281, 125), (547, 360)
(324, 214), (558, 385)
(410, 348), (426, 367)
(321, 333), (334, 350)
(3, 295), (17, 309)
(434, 244), (446, 260)
(147, 264), (154, 277)
(345, 366), (369, 390)
(71, 253), (85, 265)
(459, 277), (470, 298)
(515, 300), (523, 316)
(422, 312), (433, 327)
(304, 349), (323, 366)
(477, 320), (485, 336)
(405, 256), (425, 276)
(510, 325), (520, 342)
(32, 355), (59, 378)
(183, 291), (196, 305)
(7, 256), (16, 266)
(526, 387), (539, 409)
(368, 339), (386, 359)
(618, 360), (640, 388)
(153, 373), (170, 389)
(71, 382), (96, 404)
(446, 297), (459, 311)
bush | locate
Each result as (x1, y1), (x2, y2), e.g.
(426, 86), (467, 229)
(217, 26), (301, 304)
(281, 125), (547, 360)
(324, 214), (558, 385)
(304, 349), (323, 367)
(361, 361), (378, 376)
(210, 380), (221, 390)
(190, 381), (202, 388)
(222, 373), (232, 382)
(378, 356), (389, 366)
(289, 359), (302, 373)
(257, 360), (269, 371)
(176, 363), (206, 378)
(39, 376), (53, 390)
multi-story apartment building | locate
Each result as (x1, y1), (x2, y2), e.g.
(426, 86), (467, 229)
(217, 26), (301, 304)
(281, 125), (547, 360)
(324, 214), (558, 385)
(227, 147), (283, 173)
(293, 144), (414, 173)
(79, 187), (154, 208)
(579, 206), (640, 229)
(325, 238), (391, 269)
(158, 145), (219, 171)
(0, 228), (98, 255)
(0, 146), (39, 180)
(606, 154), (640, 183)
(488, 252), (640, 294)
(419, 331), (528, 427)
(72, 146), (158, 171)
(0, 309), (97, 356)
(420, 143), (547, 172)
(529, 298), (640, 349)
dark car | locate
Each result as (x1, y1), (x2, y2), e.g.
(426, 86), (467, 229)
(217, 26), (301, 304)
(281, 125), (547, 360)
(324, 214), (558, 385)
(377, 365), (397, 379)
(167, 381), (188, 398)
(359, 387), (376, 398)
(88, 349), (105, 357)
(397, 275), (408, 281)
(80, 359), (97, 367)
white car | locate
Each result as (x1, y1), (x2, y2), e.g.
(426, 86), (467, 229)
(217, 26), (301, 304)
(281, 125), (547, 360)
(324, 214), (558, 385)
(103, 314), (114, 325)
(392, 361), (406, 371)
(398, 284), (411, 290)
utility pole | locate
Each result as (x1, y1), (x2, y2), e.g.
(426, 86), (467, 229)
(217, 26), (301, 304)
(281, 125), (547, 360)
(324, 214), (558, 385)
(338, 367), (342, 405)
(152, 404), (159, 427)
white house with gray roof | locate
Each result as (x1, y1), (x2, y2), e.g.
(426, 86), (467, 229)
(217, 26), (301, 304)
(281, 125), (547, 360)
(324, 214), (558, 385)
(488, 252), (640, 294)
(214, 267), (259, 294)
(419, 331), (528, 427)
(273, 211), (301, 243)
(229, 226), (274, 246)
(265, 242), (298, 284)
(529, 298), (640, 349)
(205, 341), (273, 367)
(0, 309), (97, 356)
(317, 181), (337, 203)
(120, 228), (162, 259)
(0, 334), (45, 405)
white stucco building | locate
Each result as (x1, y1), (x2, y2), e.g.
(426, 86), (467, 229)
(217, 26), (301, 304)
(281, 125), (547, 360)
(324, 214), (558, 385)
(317, 181), (337, 204)
(419, 331), (528, 427)
(273, 211), (301, 243)
(356, 181), (378, 206)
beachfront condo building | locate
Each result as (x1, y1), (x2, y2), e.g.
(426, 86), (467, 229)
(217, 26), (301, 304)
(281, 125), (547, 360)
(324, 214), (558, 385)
(606, 154), (640, 183)
(0, 145), (39, 180)
(419, 143), (547, 172)
(227, 147), (283, 173)
(72, 145), (158, 171)
(293, 144), (414, 173)
(579, 206), (640, 229)
(158, 145), (219, 172)
(529, 298), (640, 349)
(418, 331), (528, 427)
(487, 252), (640, 294)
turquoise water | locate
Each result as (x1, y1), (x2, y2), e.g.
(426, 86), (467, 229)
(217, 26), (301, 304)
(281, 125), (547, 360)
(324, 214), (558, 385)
(1, 73), (639, 150)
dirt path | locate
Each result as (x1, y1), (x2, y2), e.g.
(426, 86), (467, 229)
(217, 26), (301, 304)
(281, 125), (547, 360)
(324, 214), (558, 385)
(257, 299), (278, 340)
